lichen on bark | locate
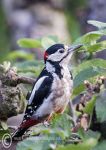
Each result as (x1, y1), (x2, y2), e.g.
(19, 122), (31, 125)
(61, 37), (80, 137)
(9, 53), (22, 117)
(0, 62), (35, 122)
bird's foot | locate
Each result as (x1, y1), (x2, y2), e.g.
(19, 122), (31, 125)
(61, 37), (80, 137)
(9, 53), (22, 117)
(43, 121), (50, 127)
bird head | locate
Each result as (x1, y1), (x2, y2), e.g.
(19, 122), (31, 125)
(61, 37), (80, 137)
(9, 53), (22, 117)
(44, 44), (82, 65)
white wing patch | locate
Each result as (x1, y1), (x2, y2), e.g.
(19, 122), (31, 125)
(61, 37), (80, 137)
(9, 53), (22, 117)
(28, 76), (48, 105)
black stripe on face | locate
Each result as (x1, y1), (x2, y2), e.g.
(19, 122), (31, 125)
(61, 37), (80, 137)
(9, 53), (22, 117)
(59, 52), (69, 62)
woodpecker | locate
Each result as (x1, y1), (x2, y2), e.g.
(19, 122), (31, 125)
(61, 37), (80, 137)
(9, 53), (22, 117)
(12, 43), (82, 140)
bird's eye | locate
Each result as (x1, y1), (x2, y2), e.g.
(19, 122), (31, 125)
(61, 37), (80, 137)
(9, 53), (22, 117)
(59, 49), (64, 53)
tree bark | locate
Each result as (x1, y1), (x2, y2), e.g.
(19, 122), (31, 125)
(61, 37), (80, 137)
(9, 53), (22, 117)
(0, 62), (35, 121)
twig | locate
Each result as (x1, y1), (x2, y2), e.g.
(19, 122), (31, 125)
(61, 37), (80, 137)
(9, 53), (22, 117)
(17, 76), (35, 85)
(1, 68), (36, 86)
(71, 76), (106, 132)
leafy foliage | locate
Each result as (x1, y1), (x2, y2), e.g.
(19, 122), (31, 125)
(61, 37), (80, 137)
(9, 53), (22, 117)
(95, 91), (106, 123)
(56, 138), (97, 150)
(74, 66), (104, 88)
(18, 38), (42, 48)
(83, 96), (97, 115)
(93, 140), (106, 150)
(87, 20), (106, 29)
(18, 36), (59, 49)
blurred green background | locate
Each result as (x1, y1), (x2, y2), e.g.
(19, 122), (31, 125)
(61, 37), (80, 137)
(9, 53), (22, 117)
(1, 0), (106, 65)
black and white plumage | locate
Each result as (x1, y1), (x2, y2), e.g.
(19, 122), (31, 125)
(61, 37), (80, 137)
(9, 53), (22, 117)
(12, 43), (82, 140)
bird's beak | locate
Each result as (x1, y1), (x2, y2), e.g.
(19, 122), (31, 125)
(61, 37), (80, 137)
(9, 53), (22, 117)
(68, 44), (83, 53)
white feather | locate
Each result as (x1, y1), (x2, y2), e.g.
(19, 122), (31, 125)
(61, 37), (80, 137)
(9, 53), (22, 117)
(46, 62), (55, 73)
(28, 76), (48, 105)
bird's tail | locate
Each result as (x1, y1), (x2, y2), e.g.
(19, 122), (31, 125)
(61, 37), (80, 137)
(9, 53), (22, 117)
(11, 127), (28, 141)
(11, 118), (40, 141)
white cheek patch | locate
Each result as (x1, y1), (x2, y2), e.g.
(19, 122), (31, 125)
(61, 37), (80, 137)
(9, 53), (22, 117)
(28, 76), (48, 105)
(48, 51), (66, 62)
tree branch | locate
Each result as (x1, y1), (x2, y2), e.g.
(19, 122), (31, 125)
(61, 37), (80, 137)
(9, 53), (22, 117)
(17, 76), (35, 85)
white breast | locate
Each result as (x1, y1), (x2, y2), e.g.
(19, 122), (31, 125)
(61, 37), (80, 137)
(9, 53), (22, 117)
(49, 66), (73, 111)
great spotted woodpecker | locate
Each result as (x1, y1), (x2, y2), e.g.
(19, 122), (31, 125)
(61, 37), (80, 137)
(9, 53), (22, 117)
(12, 43), (82, 140)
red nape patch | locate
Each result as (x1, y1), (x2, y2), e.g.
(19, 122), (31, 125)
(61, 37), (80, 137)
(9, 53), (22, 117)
(44, 51), (49, 61)
(21, 119), (41, 128)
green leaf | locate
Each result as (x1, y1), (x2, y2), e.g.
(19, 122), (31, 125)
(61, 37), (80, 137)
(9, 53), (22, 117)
(95, 91), (106, 122)
(51, 114), (72, 130)
(16, 136), (51, 150)
(73, 59), (106, 77)
(41, 37), (56, 49)
(31, 127), (67, 140)
(83, 130), (101, 141)
(6, 51), (34, 61)
(17, 38), (42, 48)
(56, 138), (97, 150)
(15, 60), (43, 68)
(78, 129), (100, 143)
(82, 32), (101, 44)
(93, 140), (106, 150)
(51, 113), (72, 138)
(74, 32), (102, 45)
(73, 84), (85, 96)
(73, 66), (105, 88)
(86, 41), (106, 52)
(88, 20), (106, 29)
(74, 30), (106, 45)
(83, 96), (97, 115)
(15, 60), (44, 77)
(1, 121), (8, 130)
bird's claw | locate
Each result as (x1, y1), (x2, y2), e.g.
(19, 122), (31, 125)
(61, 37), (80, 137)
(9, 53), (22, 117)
(43, 121), (50, 127)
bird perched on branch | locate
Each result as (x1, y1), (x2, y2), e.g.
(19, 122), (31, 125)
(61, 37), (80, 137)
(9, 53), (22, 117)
(12, 43), (82, 140)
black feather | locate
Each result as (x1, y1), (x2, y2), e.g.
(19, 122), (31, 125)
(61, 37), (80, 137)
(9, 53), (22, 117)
(46, 44), (64, 55)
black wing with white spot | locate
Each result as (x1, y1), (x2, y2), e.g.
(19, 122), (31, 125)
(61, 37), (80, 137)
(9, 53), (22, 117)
(23, 72), (53, 121)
